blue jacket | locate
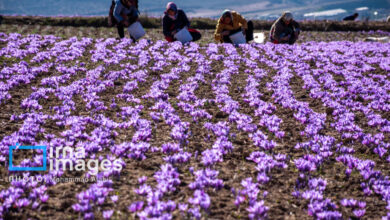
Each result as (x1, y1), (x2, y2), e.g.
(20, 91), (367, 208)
(114, 0), (139, 22)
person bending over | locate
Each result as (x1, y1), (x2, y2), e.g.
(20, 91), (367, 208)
(112, 0), (139, 39)
(270, 11), (300, 45)
(162, 2), (201, 42)
(214, 10), (254, 43)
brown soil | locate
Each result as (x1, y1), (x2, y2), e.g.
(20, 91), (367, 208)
(0, 29), (389, 220)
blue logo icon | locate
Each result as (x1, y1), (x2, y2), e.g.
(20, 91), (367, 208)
(9, 145), (47, 171)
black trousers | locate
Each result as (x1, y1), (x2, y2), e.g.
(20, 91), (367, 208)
(222, 20), (254, 43)
(189, 30), (202, 42)
(117, 24), (125, 38)
(116, 15), (139, 39)
(288, 34), (298, 45)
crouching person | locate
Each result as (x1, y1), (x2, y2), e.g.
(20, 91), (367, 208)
(163, 2), (201, 42)
(270, 11), (300, 45)
(113, 0), (140, 39)
(214, 10), (254, 43)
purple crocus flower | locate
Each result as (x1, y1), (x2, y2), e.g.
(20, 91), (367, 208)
(128, 201), (144, 213)
(103, 210), (114, 219)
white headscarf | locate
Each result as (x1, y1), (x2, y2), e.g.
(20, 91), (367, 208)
(282, 11), (293, 22)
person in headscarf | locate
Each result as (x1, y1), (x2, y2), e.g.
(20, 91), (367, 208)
(111, 0), (140, 39)
(387, 15), (390, 23)
(270, 11), (300, 45)
(343, 13), (359, 21)
(162, 2), (201, 42)
(214, 10), (254, 43)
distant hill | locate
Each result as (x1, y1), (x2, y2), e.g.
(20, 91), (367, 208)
(1, 0), (389, 20)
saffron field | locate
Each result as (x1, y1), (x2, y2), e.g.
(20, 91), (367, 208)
(0, 28), (390, 219)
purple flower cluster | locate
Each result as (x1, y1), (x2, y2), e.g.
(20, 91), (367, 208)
(247, 152), (287, 184)
(340, 198), (366, 218)
(72, 181), (114, 219)
(233, 178), (269, 219)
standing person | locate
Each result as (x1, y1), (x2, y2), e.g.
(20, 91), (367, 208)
(111, 0), (139, 39)
(214, 10), (254, 43)
(387, 15), (390, 23)
(343, 13), (359, 21)
(270, 11), (300, 45)
(162, 2), (201, 42)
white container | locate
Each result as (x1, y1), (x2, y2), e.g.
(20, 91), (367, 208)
(127, 22), (146, 40)
(174, 27), (193, 43)
(229, 31), (246, 44)
(253, 32), (265, 44)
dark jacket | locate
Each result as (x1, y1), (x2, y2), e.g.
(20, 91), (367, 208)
(270, 17), (300, 42)
(163, 9), (190, 38)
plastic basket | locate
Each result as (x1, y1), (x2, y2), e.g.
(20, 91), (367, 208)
(229, 31), (246, 44)
(127, 22), (146, 40)
(174, 27), (193, 43)
(253, 33), (265, 44)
